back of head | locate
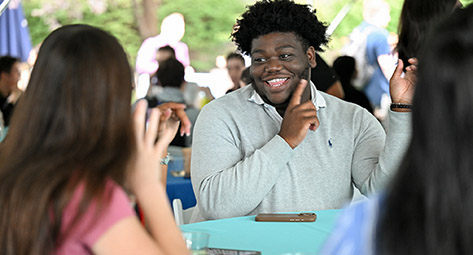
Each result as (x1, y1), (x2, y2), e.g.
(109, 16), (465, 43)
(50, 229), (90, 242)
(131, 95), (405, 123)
(378, 5), (473, 255)
(157, 57), (185, 88)
(332, 56), (356, 84)
(231, 0), (328, 55)
(397, 0), (458, 64)
(158, 45), (176, 57)
(156, 45), (176, 65)
(0, 24), (135, 254)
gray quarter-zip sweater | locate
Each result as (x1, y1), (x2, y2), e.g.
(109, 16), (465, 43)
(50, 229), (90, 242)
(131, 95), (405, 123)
(190, 82), (410, 222)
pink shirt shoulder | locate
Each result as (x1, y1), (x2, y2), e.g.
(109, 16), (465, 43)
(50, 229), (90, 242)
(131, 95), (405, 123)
(56, 180), (135, 255)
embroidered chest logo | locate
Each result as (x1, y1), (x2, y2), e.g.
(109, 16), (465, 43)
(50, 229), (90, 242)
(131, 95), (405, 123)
(328, 138), (333, 148)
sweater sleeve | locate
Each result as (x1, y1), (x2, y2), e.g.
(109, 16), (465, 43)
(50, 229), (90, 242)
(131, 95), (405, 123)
(191, 102), (294, 220)
(352, 109), (412, 194)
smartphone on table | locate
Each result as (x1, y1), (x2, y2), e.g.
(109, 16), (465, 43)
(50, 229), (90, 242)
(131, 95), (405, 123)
(255, 212), (317, 222)
(205, 247), (261, 255)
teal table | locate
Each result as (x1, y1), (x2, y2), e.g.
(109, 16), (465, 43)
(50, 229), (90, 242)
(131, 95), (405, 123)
(0, 126), (8, 142)
(180, 209), (341, 254)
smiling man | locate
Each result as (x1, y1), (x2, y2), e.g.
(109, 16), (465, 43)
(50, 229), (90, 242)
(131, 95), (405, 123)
(190, 0), (414, 222)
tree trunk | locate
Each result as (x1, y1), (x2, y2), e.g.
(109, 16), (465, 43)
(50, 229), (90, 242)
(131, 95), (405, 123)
(133, 0), (160, 39)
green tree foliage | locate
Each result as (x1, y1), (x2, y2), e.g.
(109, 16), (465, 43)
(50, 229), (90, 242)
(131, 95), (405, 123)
(22, 0), (473, 71)
(157, 0), (246, 71)
(23, 0), (141, 67)
(22, 0), (245, 71)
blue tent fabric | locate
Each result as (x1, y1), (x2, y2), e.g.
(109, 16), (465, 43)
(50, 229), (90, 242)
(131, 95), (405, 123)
(0, 2), (32, 62)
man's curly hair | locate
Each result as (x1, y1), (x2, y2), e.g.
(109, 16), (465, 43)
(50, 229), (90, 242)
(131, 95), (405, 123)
(231, 0), (329, 56)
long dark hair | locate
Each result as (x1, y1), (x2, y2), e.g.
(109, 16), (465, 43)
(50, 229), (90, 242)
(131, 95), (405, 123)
(0, 24), (135, 254)
(397, 0), (457, 66)
(377, 5), (473, 255)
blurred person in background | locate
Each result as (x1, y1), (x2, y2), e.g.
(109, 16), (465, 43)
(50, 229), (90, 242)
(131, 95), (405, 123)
(135, 13), (191, 100)
(149, 45), (176, 89)
(362, 0), (393, 119)
(156, 45), (176, 66)
(209, 55), (233, 98)
(347, 0), (394, 121)
(226, 52), (247, 94)
(310, 53), (344, 99)
(154, 57), (200, 148)
(332, 55), (373, 114)
(148, 49), (212, 111)
(136, 13), (190, 75)
(0, 55), (22, 127)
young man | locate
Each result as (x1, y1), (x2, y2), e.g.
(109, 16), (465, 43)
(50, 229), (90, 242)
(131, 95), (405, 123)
(190, 0), (414, 222)
(0, 56), (21, 126)
(225, 52), (246, 94)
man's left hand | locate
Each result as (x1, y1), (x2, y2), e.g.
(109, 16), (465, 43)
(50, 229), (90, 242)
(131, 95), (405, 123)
(389, 58), (417, 106)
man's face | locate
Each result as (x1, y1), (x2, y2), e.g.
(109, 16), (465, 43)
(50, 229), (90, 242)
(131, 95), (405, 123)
(226, 58), (245, 86)
(249, 32), (315, 105)
(1, 62), (20, 90)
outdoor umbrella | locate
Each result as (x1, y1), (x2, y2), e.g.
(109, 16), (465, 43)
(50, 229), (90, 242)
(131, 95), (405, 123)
(0, 0), (32, 62)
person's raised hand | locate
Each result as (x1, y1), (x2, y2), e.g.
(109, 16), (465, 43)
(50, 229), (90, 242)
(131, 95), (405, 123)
(155, 102), (191, 147)
(390, 58), (417, 106)
(278, 79), (319, 149)
(7, 86), (22, 104)
(128, 100), (165, 194)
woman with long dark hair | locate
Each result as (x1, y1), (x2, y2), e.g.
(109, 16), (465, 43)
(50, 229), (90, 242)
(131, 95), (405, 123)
(0, 24), (189, 254)
(396, 0), (461, 68)
(321, 4), (473, 255)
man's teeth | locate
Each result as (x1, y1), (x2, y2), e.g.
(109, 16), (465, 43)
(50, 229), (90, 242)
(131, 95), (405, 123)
(266, 78), (287, 87)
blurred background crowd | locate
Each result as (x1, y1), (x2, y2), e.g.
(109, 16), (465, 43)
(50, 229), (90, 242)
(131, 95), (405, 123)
(2, 0), (473, 126)
(3, 0), (469, 98)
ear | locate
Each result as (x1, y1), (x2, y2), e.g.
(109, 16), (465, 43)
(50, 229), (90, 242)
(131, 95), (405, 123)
(306, 46), (317, 68)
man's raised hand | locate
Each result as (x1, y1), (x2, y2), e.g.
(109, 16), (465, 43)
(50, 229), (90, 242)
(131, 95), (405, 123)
(278, 79), (319, 149)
